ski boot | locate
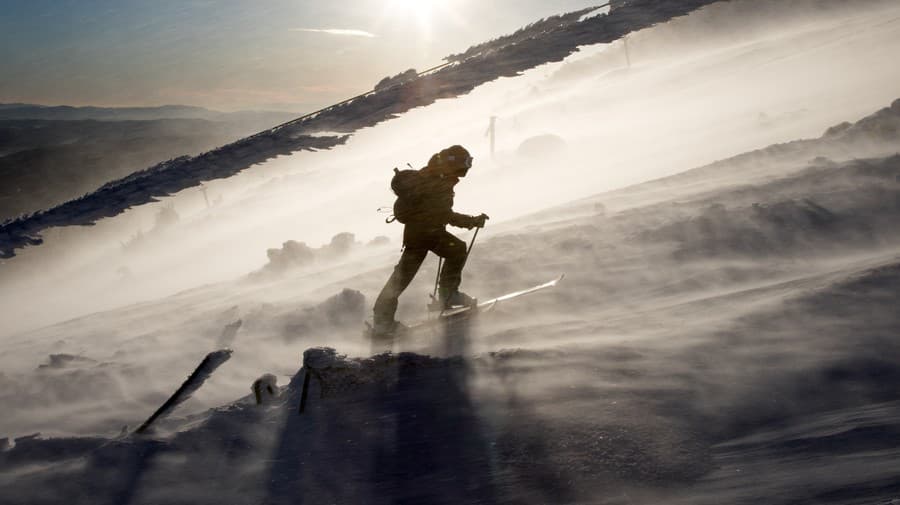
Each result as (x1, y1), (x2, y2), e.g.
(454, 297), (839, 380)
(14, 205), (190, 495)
(445, 290), (475, 309)
(367, 319), (408, 341)
(429, 290), (474, 312)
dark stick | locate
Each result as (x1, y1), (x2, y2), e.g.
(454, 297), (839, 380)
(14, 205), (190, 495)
(298, 370), (312, 414)
(464, 226), (480, 267)
(135, 349), (232, 434)
(432, 257), (443, 299)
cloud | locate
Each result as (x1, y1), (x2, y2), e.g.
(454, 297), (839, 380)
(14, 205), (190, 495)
(291, 28), (376, 38)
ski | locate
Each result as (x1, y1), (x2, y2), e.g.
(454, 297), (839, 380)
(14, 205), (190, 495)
(407, 274), (564, 331)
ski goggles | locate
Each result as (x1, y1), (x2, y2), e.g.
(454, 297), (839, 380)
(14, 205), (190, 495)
(444, 152), (473, 171)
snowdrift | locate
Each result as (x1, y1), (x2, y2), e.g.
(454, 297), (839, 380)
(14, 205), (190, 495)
(3, 1), (900, 503)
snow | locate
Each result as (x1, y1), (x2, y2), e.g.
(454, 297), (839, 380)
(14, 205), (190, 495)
(579, 5), (612, 22)
(3, 0), (900, 503)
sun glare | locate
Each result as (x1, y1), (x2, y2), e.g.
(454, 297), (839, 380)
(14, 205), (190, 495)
(382, 0), (448, 37)
(386, 0), (434, 18)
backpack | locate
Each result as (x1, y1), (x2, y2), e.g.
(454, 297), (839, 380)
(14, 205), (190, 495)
(389, 168), (424, 224)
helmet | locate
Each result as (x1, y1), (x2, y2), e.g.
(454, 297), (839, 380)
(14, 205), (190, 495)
(429, 145), (473, 177)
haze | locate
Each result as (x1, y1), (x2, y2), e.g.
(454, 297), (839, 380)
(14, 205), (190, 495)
(0, 0), (600, 111)
(3, 2), (900, 502)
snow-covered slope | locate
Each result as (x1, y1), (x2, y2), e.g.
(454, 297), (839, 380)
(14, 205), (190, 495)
(3, 0), (899, 339)
(0, 0), (723, 260)
(2, 0), (900, 503)
(5, 243), (900, 505)
(3, 96), (900, 503)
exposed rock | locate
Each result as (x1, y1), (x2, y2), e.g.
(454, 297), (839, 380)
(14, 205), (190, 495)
(37, 354), (97, 370)
(251, 374), (279, 405)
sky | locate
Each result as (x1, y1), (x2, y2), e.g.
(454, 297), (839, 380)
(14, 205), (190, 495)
(0, 0), (601, 112)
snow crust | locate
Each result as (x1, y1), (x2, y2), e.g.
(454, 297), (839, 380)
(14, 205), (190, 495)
(3, 0), (900, 503)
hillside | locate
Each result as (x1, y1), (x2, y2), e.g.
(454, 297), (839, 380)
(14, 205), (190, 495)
(1, 0), (900, 502)
(0, 0), (724, 259)
(2, 93), (900, 502)
(0, 106), (298, 220)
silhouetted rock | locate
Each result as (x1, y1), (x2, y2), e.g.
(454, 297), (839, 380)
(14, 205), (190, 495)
(516, 134), (567, 159)
(283, 289), (367, 340)
(824, 121), (852, 137)
(264, 240), (316, 274)
(374, 69), (418, 91)
(216, 320), (242, 348)
(250, 232), (365, 280)
(38, 354), (97, 370)
(251, 374), (279, 405)
(367, 235), (390, 247)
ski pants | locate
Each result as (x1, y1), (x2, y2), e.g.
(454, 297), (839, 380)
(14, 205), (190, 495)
(373, 228), (467, 326)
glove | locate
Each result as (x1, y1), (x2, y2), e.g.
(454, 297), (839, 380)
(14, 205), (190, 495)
(471, 213), (490, 229)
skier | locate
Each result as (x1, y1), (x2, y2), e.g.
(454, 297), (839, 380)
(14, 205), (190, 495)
(372, 145), (489, 338)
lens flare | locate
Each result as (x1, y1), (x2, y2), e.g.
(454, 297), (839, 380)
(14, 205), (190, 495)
(381, 0), (451, 39)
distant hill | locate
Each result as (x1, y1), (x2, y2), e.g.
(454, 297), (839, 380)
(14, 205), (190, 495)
(0, 103), (303, 220)
(0, 113), (296, 220)
(0, 103), (299, 123)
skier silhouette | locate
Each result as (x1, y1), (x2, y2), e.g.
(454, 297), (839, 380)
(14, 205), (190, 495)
(372, 145), (488, 338)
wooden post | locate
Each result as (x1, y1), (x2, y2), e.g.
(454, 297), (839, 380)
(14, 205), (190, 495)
(623, 36), (631, 69)
(200, 186), (211, 208)
(486, 116), (497, 158)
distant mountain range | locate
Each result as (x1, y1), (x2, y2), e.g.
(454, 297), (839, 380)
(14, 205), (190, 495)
(0, 103), (299, 123)
(0, 0), (725, 258)
(0, 103), (301, 221)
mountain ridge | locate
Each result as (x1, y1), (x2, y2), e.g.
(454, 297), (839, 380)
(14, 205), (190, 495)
(0, 0), (725, 259)
(0, 103), (300, 122)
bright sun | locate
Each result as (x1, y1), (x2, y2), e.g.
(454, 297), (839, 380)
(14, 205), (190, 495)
(383, 0), (443, 34)
(386, 0), (435, 17)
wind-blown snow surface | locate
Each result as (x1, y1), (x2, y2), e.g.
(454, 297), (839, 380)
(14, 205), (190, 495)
(3, 0), (900, 503)
(3, 0), (900, 337)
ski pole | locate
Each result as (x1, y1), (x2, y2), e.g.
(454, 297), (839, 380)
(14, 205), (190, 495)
(464, 226), (480, 267)
(431, 225), (479, 308)
(432, 257), (443, 299)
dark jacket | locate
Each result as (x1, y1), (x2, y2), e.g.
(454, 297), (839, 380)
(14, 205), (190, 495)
(402, 168), (476, 243)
